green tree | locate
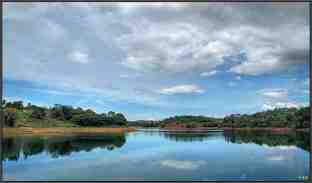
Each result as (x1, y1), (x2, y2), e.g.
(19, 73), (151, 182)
(4, 108), (17, 127)
(295, 107), (310, 128)
(30, 106), (46, 119)
(114, 113), (127, 126)
(6, 101), (23, 110)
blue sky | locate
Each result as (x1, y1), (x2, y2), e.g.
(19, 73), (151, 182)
(3, 2), (310, 120)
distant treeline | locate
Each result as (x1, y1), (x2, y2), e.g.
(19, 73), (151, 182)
(2, 100), (127, 127)
(128, 120), (160, 127)
(2, 100), (310, 129)
(159, 107), (310, 129)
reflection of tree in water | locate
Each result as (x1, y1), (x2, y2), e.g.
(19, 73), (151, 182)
(2, 133), (126, 161)
(161, 132), (223, 142)
(2, 137), (23, 161)
(23, 138), (45, 159)
(47, 134), (126, 158)
(223, 130), (310, 152)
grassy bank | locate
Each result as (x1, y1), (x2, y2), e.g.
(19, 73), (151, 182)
(3, 127), (136, 137)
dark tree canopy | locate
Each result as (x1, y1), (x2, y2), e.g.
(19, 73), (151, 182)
(4, 108), (18, 127)
(3, 100), (128, 127)
(159, 107), (310, 129)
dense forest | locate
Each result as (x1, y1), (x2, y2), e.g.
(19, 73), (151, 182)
(160, 106), (310, 129)
(2, 100), (310, 129)
(2, 100), (127, 127)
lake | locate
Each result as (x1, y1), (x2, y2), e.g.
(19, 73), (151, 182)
(2, 129), (310, 181)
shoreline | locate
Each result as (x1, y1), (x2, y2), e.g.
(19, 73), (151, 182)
(3, 127), (136, 137)
(161, 127), (310, 132)
(222, 127), (309, 132)
(3, 127), (309, 137)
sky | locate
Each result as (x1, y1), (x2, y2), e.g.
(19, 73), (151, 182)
(3, 2), (310, 121)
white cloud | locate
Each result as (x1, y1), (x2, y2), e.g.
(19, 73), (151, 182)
(160, 160), (206, 170)
(5, 3), (309, 80)
(228, 25), (309, 75)
(159, 84), (205, 95)
(262, 102), (300, 110)
(267, 155), (285, 161)
(259, 88), (301, 110)
(68, 50), (89, 64)
(3, 3), (309, 118)
(235, 76), (241, 80)
(116, 21), (237, 73)
(200, 70), (218, 77)
(260, 89), (288, 100)
(4, 96), (50, 108)
(115, 2), (189, 14)
(262, 145), (297, 150)
(115, 13), (308, 75)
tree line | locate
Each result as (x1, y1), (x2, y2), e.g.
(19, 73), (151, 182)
(222, 107), (310, 128)
(160, 106), (310, 129)
(2, 100), (310, 129)
(2, 100), (127, 127)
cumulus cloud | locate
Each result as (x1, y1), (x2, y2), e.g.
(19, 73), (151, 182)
(228, 25), (309, 75)
(259, 89), (301, 110)
(117, 22), (234, 73)
(200, 70), (218, 77)
(160, 160), (206, 170)
(5, 3), (309, 80)
(262, 102), (300, 110)
(3, 3), (309, 119)
(159, 84), (205, 95)
(108, 3), (308, 75)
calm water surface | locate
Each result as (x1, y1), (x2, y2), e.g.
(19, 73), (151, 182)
(2, 130), (310, 181)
